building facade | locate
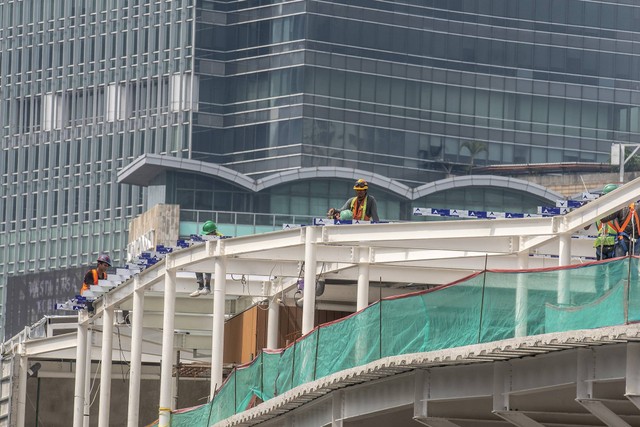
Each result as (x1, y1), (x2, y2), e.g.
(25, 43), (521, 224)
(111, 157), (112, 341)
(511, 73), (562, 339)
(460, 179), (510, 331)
(2, 0), (640, 338)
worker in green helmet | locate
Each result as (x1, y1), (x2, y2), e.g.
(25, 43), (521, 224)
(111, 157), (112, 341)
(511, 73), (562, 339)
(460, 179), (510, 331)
(191, 220), (222, 297)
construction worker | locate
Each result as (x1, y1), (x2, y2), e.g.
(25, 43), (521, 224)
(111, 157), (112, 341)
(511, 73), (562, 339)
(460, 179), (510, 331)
(599, 184), (640, 257)
(81, 254), (111, 313)
(190, 220), (222, 297)
(333, 179), (380, 222)
(82, 254), (111, 295)
(593, 184), (619, 261)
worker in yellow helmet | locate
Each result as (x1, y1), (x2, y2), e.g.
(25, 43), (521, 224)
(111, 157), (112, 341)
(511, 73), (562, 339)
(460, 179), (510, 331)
(337, 179), (380, 222)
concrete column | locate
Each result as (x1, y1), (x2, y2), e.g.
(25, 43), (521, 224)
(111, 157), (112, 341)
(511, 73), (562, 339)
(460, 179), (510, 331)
(15, 352), (27, 427)
(515, 251), (529, 337)
(267, 297), (280, 350)
(127, 286), (145, 427)
(98, 307), (114, 427)
(302, 226), (318, 335)
(159, 269), (177, 427)
(210, 256), (227, 397)
(73, 322), (88, 427)
(357, 263), (370, 311)
(558, 234), (571, 305)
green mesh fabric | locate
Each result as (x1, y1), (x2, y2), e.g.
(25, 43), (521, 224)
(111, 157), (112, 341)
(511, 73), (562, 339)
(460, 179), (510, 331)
(207, 371), (236, 423)
(174, 257), (640, 426)
(169, 404), (212, 427)
(292, 330), (318, 387)
(261, 351), (281, 400)
(628, 258), (640, 322)
(274, 343), (296, 395)
(235, 354), (263, 411)
(315, 305), (381, 379)
(545, 281), (624, 332)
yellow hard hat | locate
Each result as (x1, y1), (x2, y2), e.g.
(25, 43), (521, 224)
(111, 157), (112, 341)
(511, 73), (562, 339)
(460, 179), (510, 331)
(353, 179), (368, 190)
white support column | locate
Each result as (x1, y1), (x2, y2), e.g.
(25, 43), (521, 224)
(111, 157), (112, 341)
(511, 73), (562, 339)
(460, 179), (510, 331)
(576, 348), (594, 400)
(84, 329), (92, 427)
(159, 269), (177, 427)
(356, 262), (370, 311)
(331, 390), (344, 427)
(15, 352), (28, 427)
(211, 256), (227, 397)
(127, 286), (145, 427)
(558, 234), (572, 305)
(492, 361), (546, 427)
(302, 226), (318, 335)
(73, 322), (89, 427)
(267, 297), (279, 350)
(627, 342), (640, 410)
(412, 369), (464, 427)
(98, 307), (114, 427)
(515, 251), (529, 337)
(575, 348), (628, 427)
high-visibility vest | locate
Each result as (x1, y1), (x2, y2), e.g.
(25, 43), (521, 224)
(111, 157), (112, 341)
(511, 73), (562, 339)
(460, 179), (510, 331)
(81, 269), (106, 295)
(594, 220), (617, 247)
(350, 196), (370, 221)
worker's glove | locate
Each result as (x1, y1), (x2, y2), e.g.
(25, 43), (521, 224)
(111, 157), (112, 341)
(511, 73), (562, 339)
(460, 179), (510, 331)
(327, 208), (339, 219)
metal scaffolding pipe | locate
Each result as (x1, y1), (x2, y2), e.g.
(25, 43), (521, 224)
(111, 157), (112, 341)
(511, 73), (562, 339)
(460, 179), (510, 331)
(73, 322), (88, 427)
(302, 226), (318, 335)
(98, 308), (114, 427)
(211, 256), (228, 397)
(127, 286), (145, 427)
(159, 269), (177, 427)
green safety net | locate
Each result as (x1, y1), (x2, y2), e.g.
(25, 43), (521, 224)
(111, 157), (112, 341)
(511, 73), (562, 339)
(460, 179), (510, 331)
(166, 256), (640, 426)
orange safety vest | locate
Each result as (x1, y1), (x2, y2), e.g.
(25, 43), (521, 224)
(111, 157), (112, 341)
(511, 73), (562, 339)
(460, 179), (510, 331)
(81, 269), (106, 295)
(350, 196), (370, 221)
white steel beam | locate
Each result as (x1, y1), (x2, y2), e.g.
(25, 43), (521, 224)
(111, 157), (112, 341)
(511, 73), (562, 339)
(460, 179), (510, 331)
(492, 411), (545, 427)
(413, 417), (463, 427)
(575, 399), (631, 427)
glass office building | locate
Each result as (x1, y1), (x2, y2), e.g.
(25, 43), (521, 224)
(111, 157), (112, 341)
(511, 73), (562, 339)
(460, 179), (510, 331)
(2, 0), (640, 337)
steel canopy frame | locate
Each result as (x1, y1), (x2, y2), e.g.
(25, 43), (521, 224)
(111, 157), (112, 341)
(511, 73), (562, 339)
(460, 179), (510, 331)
(9, 176), (640, 427)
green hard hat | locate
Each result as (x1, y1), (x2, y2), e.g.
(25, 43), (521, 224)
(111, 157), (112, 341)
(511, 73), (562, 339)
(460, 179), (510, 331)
(202, 220), (217, 234)
(602, 183), (619, 194)
(339, 210), (353, 220)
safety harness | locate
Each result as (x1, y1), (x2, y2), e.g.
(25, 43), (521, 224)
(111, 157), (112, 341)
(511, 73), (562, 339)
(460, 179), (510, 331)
(612, 204), (640, 255)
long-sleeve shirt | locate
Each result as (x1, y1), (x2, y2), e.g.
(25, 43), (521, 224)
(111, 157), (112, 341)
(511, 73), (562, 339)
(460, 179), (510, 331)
(340, 195), (380, 222)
